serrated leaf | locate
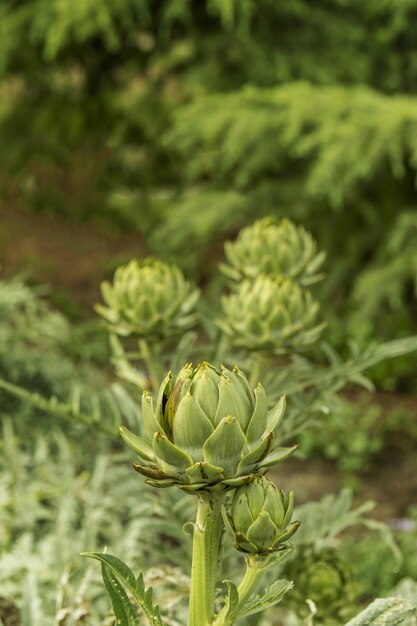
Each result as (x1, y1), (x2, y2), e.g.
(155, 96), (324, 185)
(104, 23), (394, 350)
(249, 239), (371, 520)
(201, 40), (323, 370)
(236, 579), (293, 619)
(101, 563), (141, 626)
(221, 580), (240, 623)
(82, 552), (165, 626)
(344, 597), (417, 626)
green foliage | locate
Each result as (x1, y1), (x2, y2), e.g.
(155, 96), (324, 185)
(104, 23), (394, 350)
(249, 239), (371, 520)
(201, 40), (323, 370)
(301, 394), (417, 474)
(1, 217), (417, 624)
(1, 0), (417, 387)
(300, 396), (385, 473)
(0, 276), (77, 424)
(82, 553), (164, 626)
(342, 508), (417, 600)
(229, 579), (293, 621)
(344, 598), (417, 626)
(0, 276), (113, 435)
(0, 419), (195, 625)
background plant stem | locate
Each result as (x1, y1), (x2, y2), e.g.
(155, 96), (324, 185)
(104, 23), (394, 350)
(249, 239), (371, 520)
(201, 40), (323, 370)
(138, 339), (163, 392)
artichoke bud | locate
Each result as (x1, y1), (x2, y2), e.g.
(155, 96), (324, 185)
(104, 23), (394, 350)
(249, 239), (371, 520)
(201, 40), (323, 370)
(218, 275), (325, 354)
(96, 258), (200, 339)
(220, 217), (325, 286)
(224, 477), (300, 554)
(120, 362), (297, 493)
(290, 550), (353, 619)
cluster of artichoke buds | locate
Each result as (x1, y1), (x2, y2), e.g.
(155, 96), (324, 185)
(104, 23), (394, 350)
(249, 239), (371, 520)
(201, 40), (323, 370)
(223, 476), (300, 554)
(220, 217), (326, 286)
(120, 362), (297, 493)
(96, 258), (200, 339)
(218, 275), (325, 354)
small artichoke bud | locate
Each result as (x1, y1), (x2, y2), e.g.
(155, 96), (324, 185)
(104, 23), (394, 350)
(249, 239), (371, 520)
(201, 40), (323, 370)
(217, 275), (325, 354)
(120, 362), (297, 493)
(220, 217), (326, 286)
(223, 476), (300, 554)
(96, 258), (200, 339)
(289, 550), (354, 620)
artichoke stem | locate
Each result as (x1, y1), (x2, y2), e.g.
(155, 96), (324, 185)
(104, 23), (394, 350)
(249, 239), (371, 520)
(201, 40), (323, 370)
(188, 494), (224, 626)
(211, 331), (226, 363)
(139, 339), (163, 391)
(213, 555), (267, 626)
(248, 353), (266, 389)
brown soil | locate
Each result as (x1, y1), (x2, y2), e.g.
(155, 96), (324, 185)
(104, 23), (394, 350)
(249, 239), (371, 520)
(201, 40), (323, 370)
(0, 203), (149, 313)
(274, 453), (417, 521)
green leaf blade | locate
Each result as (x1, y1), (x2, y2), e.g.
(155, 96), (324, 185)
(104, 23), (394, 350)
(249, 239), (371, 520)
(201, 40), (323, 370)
(236, 579), (293, 619)
(82, 552), (165, 626)
(101, 562), (141, 626)
(344, 597), (417, 626)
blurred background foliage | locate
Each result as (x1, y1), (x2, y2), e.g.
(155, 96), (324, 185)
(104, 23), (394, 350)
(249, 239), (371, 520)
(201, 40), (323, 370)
(1, 0), (417, 387)
(1, 2), (417, 624)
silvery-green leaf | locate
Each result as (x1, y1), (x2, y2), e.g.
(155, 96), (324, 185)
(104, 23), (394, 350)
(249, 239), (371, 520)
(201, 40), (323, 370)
(100, 563), (141, 626)
(81, 553), (165, 626)
(344, 597), (417, 626)
(236, 579), (294, 619)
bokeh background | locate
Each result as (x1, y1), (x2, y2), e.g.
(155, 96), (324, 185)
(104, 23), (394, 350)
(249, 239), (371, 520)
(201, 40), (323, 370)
(1, 2), (417, 624)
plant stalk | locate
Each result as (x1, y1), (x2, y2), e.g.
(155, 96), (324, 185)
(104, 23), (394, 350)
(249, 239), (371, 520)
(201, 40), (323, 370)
(188, 494), (224, 626)
(249, 353), (266, 389)
(213, 555), (268, 626)
(138, 339), (163, 392)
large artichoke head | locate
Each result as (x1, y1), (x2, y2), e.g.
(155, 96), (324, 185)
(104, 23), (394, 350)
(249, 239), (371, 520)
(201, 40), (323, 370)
(218, 275), (325, 354)
(223, 476), (300, 554)
(120, 363), (297, 493)
(96, 258), (200, 339)
(221, 217), (325, 286)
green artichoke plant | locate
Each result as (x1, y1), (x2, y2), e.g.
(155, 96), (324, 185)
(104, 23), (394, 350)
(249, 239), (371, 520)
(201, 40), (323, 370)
(220, 217), (325, 286)
(120, 362), (296, 492)
(96, 258), (200, 338)
(223, 476), (300, 554)
(218, 275), (324, 354)
(289, 551), (355, 623)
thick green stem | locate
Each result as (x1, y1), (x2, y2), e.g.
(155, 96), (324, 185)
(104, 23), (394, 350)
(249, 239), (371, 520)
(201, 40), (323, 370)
(213, 555), (268, 626)
(188, 494), (224, 626)
(138, 339), (163, 391)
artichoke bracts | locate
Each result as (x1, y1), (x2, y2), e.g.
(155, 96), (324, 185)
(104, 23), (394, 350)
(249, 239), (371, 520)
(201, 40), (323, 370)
(223, 476), (300, 554)
(218, 276), (325, 354)
(120, 363), (297, 493)
(96, 258), (200, 339)
(221, 217), (325, 287)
